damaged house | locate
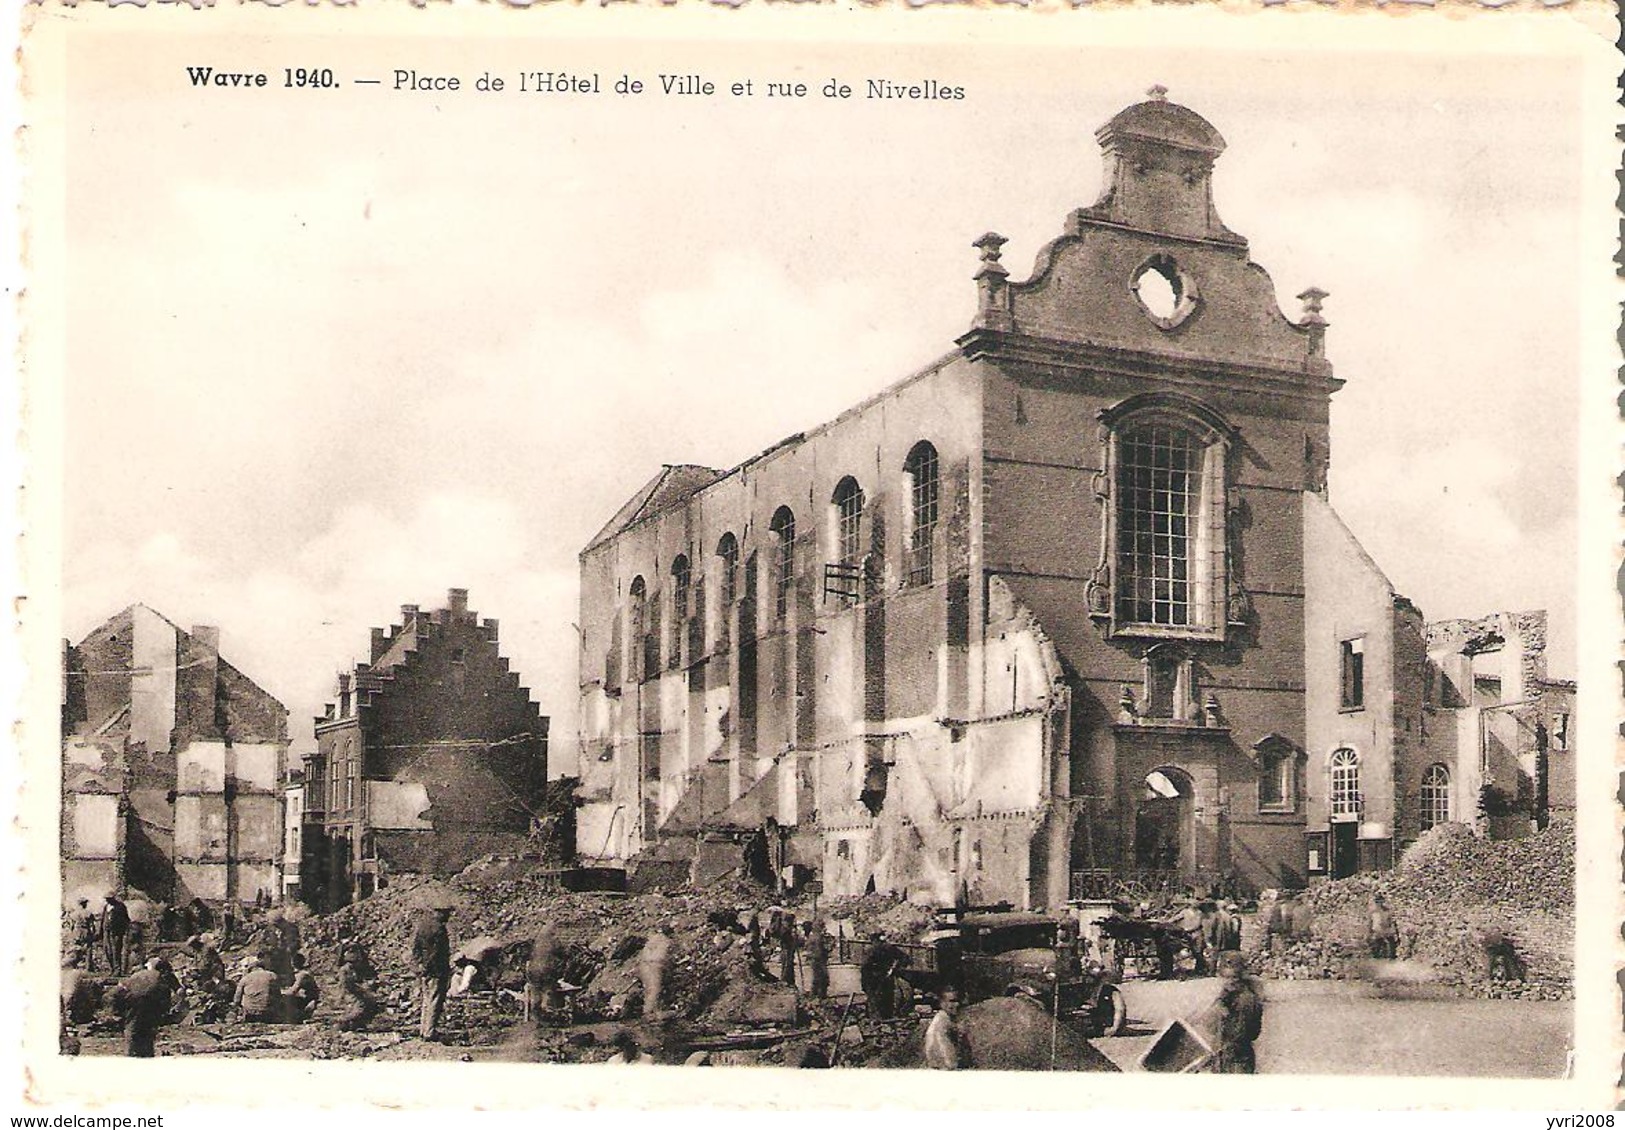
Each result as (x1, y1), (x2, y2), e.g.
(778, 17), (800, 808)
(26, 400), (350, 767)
(1304, 513), (1577, 875)
(61, 605), (289, 906)
(574, 91), (1572, 907)
(301, 589), (549, 909)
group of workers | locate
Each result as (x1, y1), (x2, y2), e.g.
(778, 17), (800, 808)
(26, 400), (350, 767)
(1262, 892), (1318, 955)
(66, 894), (139, 976)
(61, 891), (389, 1057)
(63, 887), (1287, 1073)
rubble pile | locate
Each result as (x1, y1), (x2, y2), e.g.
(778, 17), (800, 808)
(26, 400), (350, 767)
(1251, 824), (1574, 999)
(820, 895), (936, 943)
(297, 867), (863, 1041)
(1254, 938), (1344, 982)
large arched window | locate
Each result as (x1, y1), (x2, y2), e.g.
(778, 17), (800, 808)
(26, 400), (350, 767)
(1420, 763), (1451, 831)
(716, 533), (739, 609)
(832, 477), (866, 566)
(669, 555), (690, 668)
(628, 575), (648, 682)
(1099, 395), (1232, 637)
(769, 507), (796, 622)
(1330, 747), (1361, 819)
(904, 441), (940, 587)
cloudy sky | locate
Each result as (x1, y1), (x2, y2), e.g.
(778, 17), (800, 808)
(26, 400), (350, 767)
(56, 25), (1592, 771)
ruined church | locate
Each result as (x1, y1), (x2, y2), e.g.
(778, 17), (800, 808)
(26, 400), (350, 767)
(574, 91), (1572, 908)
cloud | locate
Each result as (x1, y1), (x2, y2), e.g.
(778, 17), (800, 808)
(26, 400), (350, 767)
(66, 493), (582, 769)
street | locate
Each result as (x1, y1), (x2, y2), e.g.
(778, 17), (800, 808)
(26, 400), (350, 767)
(1096, 977), (1573, 1077)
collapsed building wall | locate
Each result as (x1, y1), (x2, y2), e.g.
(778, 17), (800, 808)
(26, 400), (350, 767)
(1422, 610), (1561, 840)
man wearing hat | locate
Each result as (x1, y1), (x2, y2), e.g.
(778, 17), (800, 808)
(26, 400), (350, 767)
(411, 904), (453, 1041)
(69, 897), (99, 971)
(101, 892), (130, 975)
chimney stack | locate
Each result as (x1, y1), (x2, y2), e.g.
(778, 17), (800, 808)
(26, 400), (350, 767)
(401, 604), (419, 626)
(370, 627), (388, 663)
(448, 588), (469, 621)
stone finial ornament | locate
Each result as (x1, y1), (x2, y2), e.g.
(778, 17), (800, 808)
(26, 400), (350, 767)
(972, 232), (1014, 332)
(1297, 286), (1329, 326)
(1297, 287), (1329, 359)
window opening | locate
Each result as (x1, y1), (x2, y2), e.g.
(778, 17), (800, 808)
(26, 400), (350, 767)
(905, 442), (940, 587)
(1330, 748), (1361, 819)
(670, 555), (690, 667)
(629, 575), (648, 681)
(1340, 638), (1365, 710)
(1420, 763), (1451, 831)
(770, 508), (796, 621)
(833, 477), (866, 566)
(717, 533), (739, 609)
(1135, 262), (1180, 321)
(1115, 425), (1201, 626)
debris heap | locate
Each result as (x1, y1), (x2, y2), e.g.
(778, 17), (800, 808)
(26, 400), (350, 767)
(1250, 823), (1574, 999)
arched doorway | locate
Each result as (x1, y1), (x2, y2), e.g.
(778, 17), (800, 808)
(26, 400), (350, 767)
(1134, 767), (1195, 883)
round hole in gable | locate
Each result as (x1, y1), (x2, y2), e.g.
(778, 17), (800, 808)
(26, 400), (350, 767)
(1135, 262), (1181, 321)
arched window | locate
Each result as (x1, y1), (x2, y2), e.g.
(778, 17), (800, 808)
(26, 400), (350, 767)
(1253, 734), (1301, 812)
(770, 507), (796, 621)
(1420, 763), (1451, 831)
(904, 441), (940, 587)
(832, 477), (866, 566)
(1330, 747), (1361, 819)
(716, 533), (739, 610)
(1100, 395), (1232, 637)
(628, 575), (647, 681)
(669, 555), (690, 667)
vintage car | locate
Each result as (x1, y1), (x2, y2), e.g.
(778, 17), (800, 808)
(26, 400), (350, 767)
(903, 911), (1127, 1038)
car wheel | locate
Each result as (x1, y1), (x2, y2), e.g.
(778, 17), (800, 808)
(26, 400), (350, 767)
(1095, 986), (1127, 1037)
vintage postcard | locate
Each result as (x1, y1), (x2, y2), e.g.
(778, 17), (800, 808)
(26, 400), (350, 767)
(13, 0), (1622, 1113)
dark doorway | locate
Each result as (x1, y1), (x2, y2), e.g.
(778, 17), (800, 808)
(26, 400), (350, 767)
(1330, 819), (1358, 879)
(1134, 767), (1194, 879)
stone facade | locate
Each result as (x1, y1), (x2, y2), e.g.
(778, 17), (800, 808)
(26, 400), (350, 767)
(577, 92), (1352, 907)
(302, 589), (549, 909)
(62, 605), (289, 906)
(1304, 589), (1572, 875)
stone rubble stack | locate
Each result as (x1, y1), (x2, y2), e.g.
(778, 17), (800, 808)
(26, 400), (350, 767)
(1249, 823), (1573, 1000)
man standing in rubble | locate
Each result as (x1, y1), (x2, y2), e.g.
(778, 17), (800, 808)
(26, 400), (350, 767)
(639, 924), (674, 1019)
(411, 904), (454, 1041)
(1214, 951), (1264, 1074)
(861, 933), (908, 1019)
(776, 911), (800, 986)
(805, 917), (830, 999)
(1366, 894), (1399, 960)
(102, 892), (130, 975)
(69, 897), (99, 972)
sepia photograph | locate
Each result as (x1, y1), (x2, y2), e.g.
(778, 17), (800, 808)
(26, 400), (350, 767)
(17, 4), (1620, 1111)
